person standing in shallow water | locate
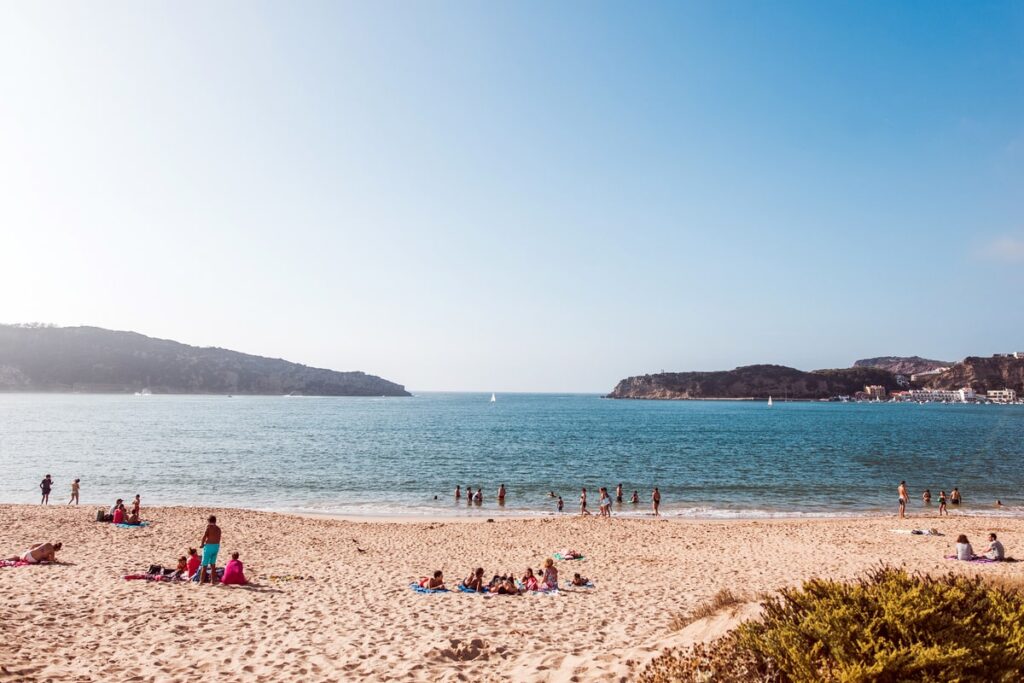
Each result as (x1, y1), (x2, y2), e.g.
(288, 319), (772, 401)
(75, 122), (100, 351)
(497, 484), (506, 505)
(616, 483), (623, 504)
(652, 487), (661, 516)
(898, 480), (909, 519)
(39, 474), (53, 505)
(455, 485), (461, 501)
(579, 488), (590, 515)
(68, 479), (80, 506)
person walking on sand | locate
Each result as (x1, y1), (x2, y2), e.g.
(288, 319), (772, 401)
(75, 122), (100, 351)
(198, 515), (222, 584)
(68, 478), (80, 506)
(39, 474), (53, 505)
(898, 481), (908, 519)
(652, 487), (661, 516)
(579, 488), (590, 515)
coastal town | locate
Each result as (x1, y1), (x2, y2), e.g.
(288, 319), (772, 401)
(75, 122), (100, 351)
(850, 352), (1024, 404)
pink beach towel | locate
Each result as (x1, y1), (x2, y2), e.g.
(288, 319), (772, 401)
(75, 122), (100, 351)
(0, 559), (30, 568)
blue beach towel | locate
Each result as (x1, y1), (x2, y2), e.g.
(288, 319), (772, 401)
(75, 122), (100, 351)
(457, 584), (484, 594)
(553, 553), (584, 561)
(410, 582), (449, 594)
(115, 522), (150, 529)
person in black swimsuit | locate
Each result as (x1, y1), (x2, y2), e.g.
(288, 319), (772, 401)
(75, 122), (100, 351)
(39, 474), (53, 505)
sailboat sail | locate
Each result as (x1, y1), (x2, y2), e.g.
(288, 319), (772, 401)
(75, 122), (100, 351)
(490, 393), (496, 403)
(767, 395), (773, 407)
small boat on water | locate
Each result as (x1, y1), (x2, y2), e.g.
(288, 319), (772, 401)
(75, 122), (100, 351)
(490, 393), (496, 403)
(767, 395), (773, 407)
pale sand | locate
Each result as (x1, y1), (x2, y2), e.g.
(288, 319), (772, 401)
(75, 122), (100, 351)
(2, 505), (1023, 682)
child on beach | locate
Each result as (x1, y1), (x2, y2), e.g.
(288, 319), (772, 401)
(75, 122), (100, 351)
(571, 573), (590, 587)
(542, 558), (558, 590)
(579, 488), (590, 515)
(420, 570), (445, 590)
(171, 556), (188, 579)
(521, 568), (539, 591)
(68, 479), (80, 506)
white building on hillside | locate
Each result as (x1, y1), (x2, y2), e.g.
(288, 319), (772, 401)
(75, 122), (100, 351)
(987, 389), (1017, 403)
(905, 388), (975, 402)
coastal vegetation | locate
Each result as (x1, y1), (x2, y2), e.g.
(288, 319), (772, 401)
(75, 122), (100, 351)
(0, 324), (410, 396)
(639, 567), (1024, 682)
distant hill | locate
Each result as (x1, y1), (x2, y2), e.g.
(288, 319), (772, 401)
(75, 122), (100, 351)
(853, 356), (952, 376)
(0, 325), (410, 396)
(607, 364), (900, 400)
(924, 356), (1024, 393)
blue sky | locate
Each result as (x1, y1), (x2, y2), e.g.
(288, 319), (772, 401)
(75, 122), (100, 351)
(1, 2), (1022, 391)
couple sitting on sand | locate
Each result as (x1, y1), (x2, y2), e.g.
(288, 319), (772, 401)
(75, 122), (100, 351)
(954, 533), (1005, 561)
(5, 541), (62, 564)
(460, 558), (561, 594)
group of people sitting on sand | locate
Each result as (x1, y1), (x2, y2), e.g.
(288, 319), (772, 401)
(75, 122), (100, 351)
(419, 558), (592, 594)
(99, 495), (144, 525)
(953, 533), (1006, 561)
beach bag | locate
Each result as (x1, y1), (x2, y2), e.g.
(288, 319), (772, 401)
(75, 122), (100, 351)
(95, 508), (107, 522)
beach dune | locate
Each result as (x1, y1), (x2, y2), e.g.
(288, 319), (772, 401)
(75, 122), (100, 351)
(1, 505), (1022, 681)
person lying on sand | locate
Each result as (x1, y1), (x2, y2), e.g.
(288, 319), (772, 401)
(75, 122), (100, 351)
(419, 570), (445, 590)
(521, 567), (539, 591)
(955, 534), (976, 560)
(985, 533), (1005, 561)
(463, 567), (485, 592)
(489, 575), (519, 595)
(571, 573), (590, 586)
(542, 558), (558, 590)
(6, 542), (62, 564)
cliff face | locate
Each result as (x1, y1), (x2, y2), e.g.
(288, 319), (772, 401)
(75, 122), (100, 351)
(854, 356), (952, 376)
(925, 356), (1024, 393)
(0, 325), (411, 396)
(607, 364), (899, 400)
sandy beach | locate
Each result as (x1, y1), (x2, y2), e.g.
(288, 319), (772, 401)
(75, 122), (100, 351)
(2, 505), (1022, 682)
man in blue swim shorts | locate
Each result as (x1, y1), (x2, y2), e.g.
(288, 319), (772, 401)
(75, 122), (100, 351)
(199, 514), (222, 584)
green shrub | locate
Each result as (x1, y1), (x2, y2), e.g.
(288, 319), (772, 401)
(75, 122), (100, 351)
(640, 567), (1024, 683)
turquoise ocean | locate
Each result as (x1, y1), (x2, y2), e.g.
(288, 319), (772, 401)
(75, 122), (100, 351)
(1, 393), (1022, 518)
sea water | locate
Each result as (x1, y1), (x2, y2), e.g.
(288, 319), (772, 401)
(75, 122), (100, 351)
(1, 393), (1022, 518)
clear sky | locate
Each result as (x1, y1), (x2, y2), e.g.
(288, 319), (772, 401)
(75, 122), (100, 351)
(1, 2), (1022, 392)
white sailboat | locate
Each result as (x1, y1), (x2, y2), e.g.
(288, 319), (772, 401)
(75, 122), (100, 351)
(767, 395), (773, 407)
(490, 393), (496, 403)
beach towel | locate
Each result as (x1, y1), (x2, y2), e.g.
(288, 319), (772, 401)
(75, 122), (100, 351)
(0, 559), (30, 568)
(564, 581), (595, 589)
(123, 573), (181, 582)
(410, 582), (448, 594)
(457, 584), (484, 594)
(115, 522), (150, 529)
(944, 555), (999, 563)
(891, 529), (943, 536)
(553, 553), (584, 561)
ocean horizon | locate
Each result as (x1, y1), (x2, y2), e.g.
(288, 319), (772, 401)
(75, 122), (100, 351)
(2, 392), (1022, 519)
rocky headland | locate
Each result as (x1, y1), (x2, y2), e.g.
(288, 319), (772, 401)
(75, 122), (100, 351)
(0, 324), (410, 396)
